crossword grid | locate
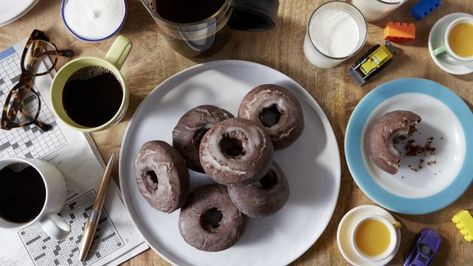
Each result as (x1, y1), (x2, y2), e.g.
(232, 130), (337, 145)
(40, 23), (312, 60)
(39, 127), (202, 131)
(0, 51), (67, 159)
(19, 190), (124, 266)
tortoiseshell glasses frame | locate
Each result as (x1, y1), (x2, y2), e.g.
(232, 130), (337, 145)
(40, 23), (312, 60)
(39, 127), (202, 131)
(0, 29), (74, 131)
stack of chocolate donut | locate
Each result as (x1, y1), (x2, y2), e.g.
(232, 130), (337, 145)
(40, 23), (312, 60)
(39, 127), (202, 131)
(134, 84), (304, 252)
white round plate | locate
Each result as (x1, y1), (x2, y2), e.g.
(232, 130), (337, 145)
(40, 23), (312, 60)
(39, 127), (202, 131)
(0, 0), (39, 27)
(337, 205), (400, 266)
(119, 60), (341, 265)
(428, 12), (473, 75)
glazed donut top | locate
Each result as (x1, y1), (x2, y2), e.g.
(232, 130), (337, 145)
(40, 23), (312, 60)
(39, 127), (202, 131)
(200, 118), (272, 177)
(135, 141), (189, 212)
(239, 84), (303, 141)
(172, 105), (234, 172)
(367, 110), (421, 174)
(173, 105), (234, 143)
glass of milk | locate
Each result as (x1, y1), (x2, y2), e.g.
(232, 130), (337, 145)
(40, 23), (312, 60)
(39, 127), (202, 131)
(304, 1), (367, 68)
(351, 0), (407, 22)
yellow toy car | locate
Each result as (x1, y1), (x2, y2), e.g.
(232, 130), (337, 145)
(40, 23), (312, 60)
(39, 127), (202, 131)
(349, 41), (397, 86)
(452, 210), (473, 242)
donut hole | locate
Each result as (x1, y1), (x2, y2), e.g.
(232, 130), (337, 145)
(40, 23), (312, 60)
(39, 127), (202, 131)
(200, 208), (223, 233)
(256, 170), (278, 191)
(193, 127), (209, 146)
(259, 104), (282, 127)
(220, 133), (246, 158)
(145, 170), (159, 192)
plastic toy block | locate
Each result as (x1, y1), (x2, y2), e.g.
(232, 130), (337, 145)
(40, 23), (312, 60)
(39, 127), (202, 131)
(411, 0), (442, 21)
(452, 210), (473, 242)
(384, 22), (416, 42)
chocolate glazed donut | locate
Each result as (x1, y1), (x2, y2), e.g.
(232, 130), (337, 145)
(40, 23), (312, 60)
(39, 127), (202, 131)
(173, 105), (234, 173)
(239, 84), (304, 149)
(200, 117), (274, 185)
(228, 161), (289, 218)
(367, 110), (421, 175)
(179, 184), (247, 252)
(135, 141), (190, 213)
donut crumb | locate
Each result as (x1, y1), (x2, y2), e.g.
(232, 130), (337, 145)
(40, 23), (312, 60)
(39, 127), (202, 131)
(403, 136), (437, 172)
(200, 208), (223, 233)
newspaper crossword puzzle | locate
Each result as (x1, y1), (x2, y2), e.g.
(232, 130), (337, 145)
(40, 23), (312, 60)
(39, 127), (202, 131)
(0, 47), (67, 160)
(19, 190), (125, 266)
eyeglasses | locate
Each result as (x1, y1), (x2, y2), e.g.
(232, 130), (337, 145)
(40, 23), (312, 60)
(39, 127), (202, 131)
(1, 29), (74, 132)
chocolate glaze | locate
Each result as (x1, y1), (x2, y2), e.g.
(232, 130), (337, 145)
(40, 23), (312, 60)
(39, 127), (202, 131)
(199, 117), (274, 185)
(239, 84), (304, 149)
(367, 110), (421, 175)
(135, 141), (190, 213)
(179, 184), (247, 252)
(173, 105), (233, 173)
(228, 161), (289, 218)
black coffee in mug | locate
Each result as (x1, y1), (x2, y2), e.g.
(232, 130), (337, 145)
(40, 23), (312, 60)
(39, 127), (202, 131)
(146, 0), (232, 57)
(0, 165), (46, 223)
(62, 66), (123, 128)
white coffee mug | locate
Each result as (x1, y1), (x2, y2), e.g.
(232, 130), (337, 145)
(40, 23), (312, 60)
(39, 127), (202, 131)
(351, 215), (400, 262)
(0, 158), (70, 240)
(433, 17), (473, 63)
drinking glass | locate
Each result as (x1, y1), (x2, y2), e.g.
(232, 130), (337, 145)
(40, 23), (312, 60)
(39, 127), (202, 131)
(303, 1), (367, 68)
(352, 0), (407, 22)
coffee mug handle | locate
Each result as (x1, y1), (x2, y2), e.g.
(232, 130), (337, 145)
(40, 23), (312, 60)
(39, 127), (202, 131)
(39, 213), (71, 240)
(105, 35), (133, 70)
(433, 45), (448, 56)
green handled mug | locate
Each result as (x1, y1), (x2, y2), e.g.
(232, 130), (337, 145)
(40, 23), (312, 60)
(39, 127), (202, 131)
(51, 35), (132, 132)
(433, 16), (473, 63)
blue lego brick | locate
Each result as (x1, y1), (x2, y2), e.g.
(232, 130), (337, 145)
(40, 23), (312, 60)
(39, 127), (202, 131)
(410, 0), (442, 21)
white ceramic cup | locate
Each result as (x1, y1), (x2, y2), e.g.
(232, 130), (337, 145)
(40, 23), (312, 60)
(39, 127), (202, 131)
(303, 1), (367, 68)
(351, 0), (407, 22)
(0, 158), (70, 240)
(351, 215), (399, 262)
(433, 17), (473, 62)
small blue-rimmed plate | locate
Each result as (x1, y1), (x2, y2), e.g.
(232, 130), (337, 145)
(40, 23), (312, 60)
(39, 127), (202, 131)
(345, 78), (473, 215)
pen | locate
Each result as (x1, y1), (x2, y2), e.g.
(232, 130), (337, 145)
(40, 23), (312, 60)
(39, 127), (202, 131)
(79, 153), (115, 261)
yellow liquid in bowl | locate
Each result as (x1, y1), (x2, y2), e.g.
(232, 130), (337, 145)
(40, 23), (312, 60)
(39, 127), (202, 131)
(448, 22), (473, 58)
(355, 219), (391, 257)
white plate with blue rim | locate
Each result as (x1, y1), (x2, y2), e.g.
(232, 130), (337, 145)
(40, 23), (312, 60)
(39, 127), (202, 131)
(0, 0), (39, 26)
(345, 78), (473, 215)
(119, 60), (341, 265)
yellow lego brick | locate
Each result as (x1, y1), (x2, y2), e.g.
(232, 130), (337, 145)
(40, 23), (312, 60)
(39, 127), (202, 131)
(452, 210), (473, 242)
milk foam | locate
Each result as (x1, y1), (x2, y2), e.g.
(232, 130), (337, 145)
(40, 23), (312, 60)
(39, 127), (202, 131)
(64, 0), (125, 40)
(309, 9), (360, 58)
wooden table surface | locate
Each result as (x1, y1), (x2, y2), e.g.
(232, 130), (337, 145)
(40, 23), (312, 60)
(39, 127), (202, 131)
(1, 0), (472, 265)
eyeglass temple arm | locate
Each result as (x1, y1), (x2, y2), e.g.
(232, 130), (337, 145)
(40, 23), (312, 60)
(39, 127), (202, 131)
(57, 50), (74, 57)
(40, 50), (74, 58)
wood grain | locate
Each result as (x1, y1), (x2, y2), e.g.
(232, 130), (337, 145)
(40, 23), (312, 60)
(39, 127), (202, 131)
(1, 0), (472, 265)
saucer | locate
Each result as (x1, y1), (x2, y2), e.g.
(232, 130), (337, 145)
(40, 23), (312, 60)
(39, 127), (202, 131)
(337, 205), (401, 266)
(428, 13), (473, 75)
